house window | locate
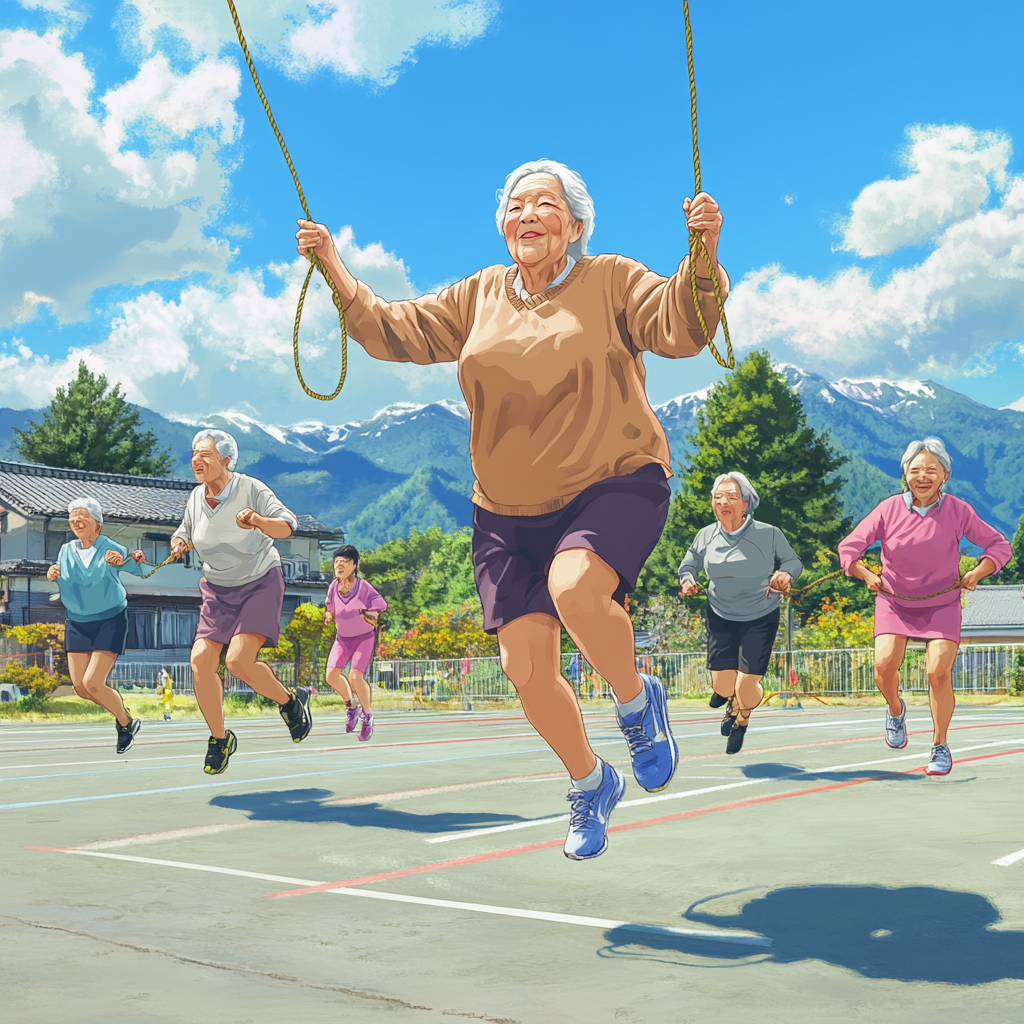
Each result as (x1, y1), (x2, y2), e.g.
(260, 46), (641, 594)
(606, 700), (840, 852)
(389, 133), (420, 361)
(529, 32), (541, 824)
(161, 608), (199, 647)
(126, 609), (158, 649)
(142, 538), (171, 564)
(44, 529), (65, 560)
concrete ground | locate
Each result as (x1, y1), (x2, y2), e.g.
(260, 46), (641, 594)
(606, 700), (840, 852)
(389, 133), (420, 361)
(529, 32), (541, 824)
(1, 701), (1022, 1024)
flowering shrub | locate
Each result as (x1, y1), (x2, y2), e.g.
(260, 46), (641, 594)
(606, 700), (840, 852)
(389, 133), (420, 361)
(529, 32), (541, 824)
(376, 605), (497, 660)
(794, 596), (874, 649)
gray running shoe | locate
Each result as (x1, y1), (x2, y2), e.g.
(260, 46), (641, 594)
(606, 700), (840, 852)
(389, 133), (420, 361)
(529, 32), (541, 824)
(925, 744), (952, 776)
(884, 698), (907, 749)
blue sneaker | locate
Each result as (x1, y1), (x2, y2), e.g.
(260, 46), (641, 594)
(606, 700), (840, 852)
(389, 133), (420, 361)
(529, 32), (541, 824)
(564, 762), (626, 861)
(617, 674), (679, 793)
(884, 698), (908, 749)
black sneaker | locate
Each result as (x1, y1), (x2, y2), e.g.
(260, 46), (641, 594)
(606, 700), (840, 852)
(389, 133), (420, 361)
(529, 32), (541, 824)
(280, 687), (312, 742)
(720, 702), (737, 737)
(115, 716), (140, 754)
(726, 722), (748, 755)
(204, 730), (237, 774)
(709, 692), (728, 709)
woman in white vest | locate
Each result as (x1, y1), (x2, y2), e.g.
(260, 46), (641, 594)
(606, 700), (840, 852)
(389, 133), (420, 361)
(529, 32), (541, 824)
(171, 429), (312, 774)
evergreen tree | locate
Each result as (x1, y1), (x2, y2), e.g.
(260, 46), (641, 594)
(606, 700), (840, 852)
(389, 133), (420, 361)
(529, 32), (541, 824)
(997, 513), (1024, 583)
(14, 362), (173, 476)
(637, 351), (852, 608)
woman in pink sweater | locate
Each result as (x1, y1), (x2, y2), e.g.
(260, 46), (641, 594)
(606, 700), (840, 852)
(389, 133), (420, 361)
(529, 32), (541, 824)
(838, 438), (1011, 776)
(323, 546), (387, 742)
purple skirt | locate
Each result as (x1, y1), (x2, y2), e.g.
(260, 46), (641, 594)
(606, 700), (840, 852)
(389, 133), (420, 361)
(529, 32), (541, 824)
(196, 568), (285, 647)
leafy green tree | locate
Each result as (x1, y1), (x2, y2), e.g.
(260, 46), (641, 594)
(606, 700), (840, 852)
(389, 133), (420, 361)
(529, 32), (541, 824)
(996, 514), (1023, 583)
(14, 361), (173, 476)
(637, 351), (855, 616)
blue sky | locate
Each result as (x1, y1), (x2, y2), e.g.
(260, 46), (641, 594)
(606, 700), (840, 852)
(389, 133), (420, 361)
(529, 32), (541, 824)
(2, 0), (1022, 426)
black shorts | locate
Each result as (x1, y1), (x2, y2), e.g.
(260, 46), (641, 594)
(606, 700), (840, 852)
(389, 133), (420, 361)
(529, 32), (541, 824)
(706, 605), (780, 677)
(65, 609), (129, 656)
(472, 463), (672, 635)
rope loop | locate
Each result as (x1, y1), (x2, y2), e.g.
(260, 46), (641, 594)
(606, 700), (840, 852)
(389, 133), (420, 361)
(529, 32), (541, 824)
(226, 0), (347, 402)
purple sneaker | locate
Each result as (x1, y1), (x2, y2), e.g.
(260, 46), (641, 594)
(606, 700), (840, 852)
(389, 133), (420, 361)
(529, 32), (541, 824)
(345, 704), (361, 733)
(358, 711), (374, 742)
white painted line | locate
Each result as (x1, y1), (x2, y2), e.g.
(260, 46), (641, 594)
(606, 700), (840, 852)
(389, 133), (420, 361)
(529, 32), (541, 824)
(992, 848), (1024, 867)
(75, 822), (261, 850)
(33, 848), (769, 948)
(426, 738), (1024, 844)
(323, 887), (771, 946)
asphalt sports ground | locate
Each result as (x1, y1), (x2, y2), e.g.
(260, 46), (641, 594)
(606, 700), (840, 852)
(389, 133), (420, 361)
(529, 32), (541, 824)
(2, 701), (1022, 1024)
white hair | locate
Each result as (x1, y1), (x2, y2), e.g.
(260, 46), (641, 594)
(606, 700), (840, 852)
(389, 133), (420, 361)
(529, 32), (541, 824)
(900, 437), (952, 485)
(68, 497), (103, 525)
(495, 159), (595, 260)
(712, 472), (760, 513)
(192, 428), (238, 470)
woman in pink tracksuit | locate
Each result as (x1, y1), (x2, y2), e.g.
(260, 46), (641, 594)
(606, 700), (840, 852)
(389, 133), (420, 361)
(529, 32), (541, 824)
(323, 545), (388, 741)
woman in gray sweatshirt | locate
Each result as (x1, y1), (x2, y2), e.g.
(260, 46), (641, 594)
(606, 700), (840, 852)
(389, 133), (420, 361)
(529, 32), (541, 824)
(678, 473), (802, 753)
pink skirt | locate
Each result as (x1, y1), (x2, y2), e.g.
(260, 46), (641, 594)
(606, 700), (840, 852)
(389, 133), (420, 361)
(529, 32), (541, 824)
(873, 595), (961, 642)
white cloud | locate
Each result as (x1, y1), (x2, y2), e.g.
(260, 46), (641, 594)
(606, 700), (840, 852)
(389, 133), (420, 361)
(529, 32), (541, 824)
(0, 227), (459, 420)
(125, 0), (498, 85)
(728, 127), (1024, 378)
(0, 28), (234, 326)
(840, 124), (1010, 257)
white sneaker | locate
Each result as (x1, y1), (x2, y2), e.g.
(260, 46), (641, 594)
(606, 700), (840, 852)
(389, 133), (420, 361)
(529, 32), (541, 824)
(884, 698), (907, 749)
(925, 744), (952, 776)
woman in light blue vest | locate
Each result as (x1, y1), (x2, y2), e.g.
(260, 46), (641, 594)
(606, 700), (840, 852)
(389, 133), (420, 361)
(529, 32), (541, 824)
(46, 498), (146, 753)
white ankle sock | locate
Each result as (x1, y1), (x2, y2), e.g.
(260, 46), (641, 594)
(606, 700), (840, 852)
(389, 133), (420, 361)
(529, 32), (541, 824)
(570, 760), (604, 792)
(615, 685), (648, 718)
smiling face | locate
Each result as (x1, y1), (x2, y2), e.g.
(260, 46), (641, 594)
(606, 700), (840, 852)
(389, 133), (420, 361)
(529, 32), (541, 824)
(68, 507), (101, 544)
(190, 436), (231, 484)
(502, 172), (584, 270)
(712, 479), (749, 532)
(906, 449), (949, 506)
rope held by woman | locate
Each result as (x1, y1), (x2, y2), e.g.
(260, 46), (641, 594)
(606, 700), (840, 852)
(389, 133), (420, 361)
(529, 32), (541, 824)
(225, 0), (347, 402)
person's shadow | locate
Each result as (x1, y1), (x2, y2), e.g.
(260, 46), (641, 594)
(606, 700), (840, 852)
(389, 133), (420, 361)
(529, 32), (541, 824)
(210, 787), (528, 834)
(601, 885), (1024, 984)
(740, 762), (926, 784)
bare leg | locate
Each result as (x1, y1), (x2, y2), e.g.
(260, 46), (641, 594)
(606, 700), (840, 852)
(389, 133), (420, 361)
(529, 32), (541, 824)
(68, 651), (129, 726)
(548, 549), (642, 703)
(874, 634), (908, 716)
(224, 633), (290, 704)
(348, 669), (372, 713)
(191, 638), (227, 739)
(925, 639), (958, 746)
(711, 669), (737, 701)
(734, 672), (764, 718)
(498, 613), (596, 780)
(325, 668), (353, 702)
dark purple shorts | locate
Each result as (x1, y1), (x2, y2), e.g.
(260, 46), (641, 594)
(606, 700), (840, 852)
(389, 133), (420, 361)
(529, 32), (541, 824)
(196, 567), (285, 648)
(472, 463), (671, 634)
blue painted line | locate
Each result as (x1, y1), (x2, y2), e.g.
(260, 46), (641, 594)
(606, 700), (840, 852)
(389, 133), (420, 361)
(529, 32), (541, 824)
(0, 746), (557, 810)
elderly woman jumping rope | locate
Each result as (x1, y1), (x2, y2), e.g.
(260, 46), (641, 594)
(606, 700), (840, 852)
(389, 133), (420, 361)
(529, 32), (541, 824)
(171, 430), (313, 774)
(295, 160), (729, 859)
(838, 438), (1011, 776)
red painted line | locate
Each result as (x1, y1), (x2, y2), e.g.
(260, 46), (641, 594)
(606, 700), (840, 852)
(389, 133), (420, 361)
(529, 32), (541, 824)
(265, 746), (1023, 899)
(25, 845), (73, 851)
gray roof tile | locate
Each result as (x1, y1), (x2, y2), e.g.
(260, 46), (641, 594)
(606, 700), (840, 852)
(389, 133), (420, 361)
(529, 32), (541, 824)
(961, 585), (1024, 628)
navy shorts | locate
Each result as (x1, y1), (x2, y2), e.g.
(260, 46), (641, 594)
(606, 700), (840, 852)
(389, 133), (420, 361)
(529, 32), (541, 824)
(472, 463), (672, 635)
(65, 609), (129, 656)
(706, 605), (780, 677)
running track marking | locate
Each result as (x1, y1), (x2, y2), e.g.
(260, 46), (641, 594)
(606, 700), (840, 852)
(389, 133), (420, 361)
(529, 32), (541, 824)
(992, 848), (1024, 867)
(426, 738), (1024, 843)
(20, 848), (769, 948)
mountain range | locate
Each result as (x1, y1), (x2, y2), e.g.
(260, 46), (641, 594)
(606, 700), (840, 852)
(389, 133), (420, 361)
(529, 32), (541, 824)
(1, 367), (1020, 545)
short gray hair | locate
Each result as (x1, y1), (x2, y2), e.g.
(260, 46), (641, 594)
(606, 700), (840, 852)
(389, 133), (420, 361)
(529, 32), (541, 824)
(495, 159), (595, 259)
(192, 428), (238, 470)
(68, 497), (103, 525)
(712, 472), (760, 513)
(900, 437), (952, 485)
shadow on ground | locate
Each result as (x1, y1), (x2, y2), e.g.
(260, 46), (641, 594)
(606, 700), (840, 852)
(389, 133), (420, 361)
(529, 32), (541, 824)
(741, 762), (923, 783)
(601, 885), (1024, 984)
(209, 787), (527, 833)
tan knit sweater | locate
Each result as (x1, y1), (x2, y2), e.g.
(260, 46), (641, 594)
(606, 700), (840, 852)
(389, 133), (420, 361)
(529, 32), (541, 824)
(344, 253), (727, 516)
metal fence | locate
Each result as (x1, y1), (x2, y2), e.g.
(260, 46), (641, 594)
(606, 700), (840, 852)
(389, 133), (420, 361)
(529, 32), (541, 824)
(102, 644), (1024, 702)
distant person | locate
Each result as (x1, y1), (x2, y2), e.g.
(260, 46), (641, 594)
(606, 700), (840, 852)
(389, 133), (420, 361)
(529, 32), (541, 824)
(838, 437), (1011, 776)
(46, 498), (146, 752)
(295, 158), (729, 859)
(678, 473), (801, 754)
(322, 545), (387, 741)
(171, 429), (312, 774)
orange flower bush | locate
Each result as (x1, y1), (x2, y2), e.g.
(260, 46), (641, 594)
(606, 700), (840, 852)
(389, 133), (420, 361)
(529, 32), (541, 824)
(376, 605), (497, 660)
